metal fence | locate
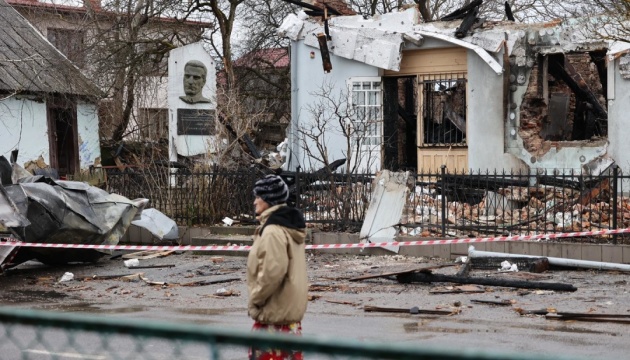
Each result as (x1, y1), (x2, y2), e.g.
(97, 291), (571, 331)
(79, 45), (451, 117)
(0, 307), (575, 360)
(105, 166), (630, 243)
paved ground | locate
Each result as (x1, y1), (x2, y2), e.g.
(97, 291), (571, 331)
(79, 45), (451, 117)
(0, 250), (628, 359)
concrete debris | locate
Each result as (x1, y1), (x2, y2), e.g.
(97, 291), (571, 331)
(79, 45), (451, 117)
(360, 170), (410, 253)
(499, 260), (519, 272)
(131, 208), (178, 240)
(124, 259), (140, 268)
(58, 272), (74, 283)
(399, 175), (626, 238)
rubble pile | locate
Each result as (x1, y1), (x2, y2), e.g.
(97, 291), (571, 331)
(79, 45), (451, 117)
(400, 182), (629, 240)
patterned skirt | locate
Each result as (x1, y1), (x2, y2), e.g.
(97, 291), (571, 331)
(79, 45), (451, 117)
(249, 321), (304, 360)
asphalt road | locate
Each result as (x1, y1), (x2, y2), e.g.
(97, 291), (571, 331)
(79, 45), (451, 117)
(0, 251), (628, 359)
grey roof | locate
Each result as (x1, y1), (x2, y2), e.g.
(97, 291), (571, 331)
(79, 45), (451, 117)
(0, 0), (101, 98)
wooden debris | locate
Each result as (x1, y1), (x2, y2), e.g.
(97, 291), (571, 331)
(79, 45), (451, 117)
(140, 275), (167, 286)
(309, 284), (335, 292)
(65, 286), (93, 292)
(325, 299), (359, 306)
(470, 299), (514, 306)
(308, 294), (322, 301)
(546, 315), (630, 324)
(513, 308), (630, 323)
(131, 264), (176, 270)
(121, 250), (175, 260)
(180, 277), (240, 287)
(364, 305), (455, 315)
(430, 285), (485, 294)
(214, 289), (240, 297)
(348, 264), (457, 282)
(121, 273), (145, 282)
(89, 274), (137, 280)
(456, 261), (471, 277)
(397, 272), (577, 292)
(549, 311), (630, 319)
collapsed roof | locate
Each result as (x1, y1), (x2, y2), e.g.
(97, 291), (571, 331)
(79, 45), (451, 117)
(278, 7), (630, 76)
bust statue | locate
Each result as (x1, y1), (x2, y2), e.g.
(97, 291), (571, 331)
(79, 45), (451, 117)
(179, 60), (212, 104)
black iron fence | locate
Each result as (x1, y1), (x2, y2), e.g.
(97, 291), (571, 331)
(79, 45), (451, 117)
(105, 166), (630, 243)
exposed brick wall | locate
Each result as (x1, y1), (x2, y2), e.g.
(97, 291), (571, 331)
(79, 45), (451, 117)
(518, 53), (606, 157)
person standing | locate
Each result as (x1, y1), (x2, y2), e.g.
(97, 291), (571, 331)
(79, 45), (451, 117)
(247, 174), (308, 360)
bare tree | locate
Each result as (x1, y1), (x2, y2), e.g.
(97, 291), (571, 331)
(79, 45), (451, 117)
(187, 0), (245, 89)
(299, 81), (379, 174)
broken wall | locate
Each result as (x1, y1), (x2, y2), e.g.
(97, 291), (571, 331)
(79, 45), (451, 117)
(505, 28), (612, 174)
(518, 53), (607, 155)
(0, 97), (51, 168)
(0, 97), (101, 174)
(607, 54), (630, 177)
(466, 50), (527, 172)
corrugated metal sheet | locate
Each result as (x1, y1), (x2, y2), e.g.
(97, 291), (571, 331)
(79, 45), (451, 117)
(0, 0), (101, 97)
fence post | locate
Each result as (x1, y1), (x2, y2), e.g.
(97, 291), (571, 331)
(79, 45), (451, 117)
(612, 165), (619, 245)
(441, 165), (446, 237)
(296, 166), (301, 209)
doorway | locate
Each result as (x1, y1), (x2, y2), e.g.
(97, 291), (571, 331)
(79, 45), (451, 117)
(48, 102), (78, 178)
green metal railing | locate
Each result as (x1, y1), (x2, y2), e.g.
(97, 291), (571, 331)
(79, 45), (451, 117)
(0, 307), (582, 360)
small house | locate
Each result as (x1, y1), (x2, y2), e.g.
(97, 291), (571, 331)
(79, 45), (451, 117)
(0, 0), (102, 178)
(280, 6), (630, 175)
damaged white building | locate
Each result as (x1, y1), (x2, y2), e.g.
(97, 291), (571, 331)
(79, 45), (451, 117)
(279, 6), (630, 175)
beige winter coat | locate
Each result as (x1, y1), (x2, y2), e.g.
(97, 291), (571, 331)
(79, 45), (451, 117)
(247, 204), (308, 325)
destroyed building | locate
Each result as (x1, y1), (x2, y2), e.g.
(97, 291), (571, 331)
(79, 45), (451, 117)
(279, 6), (630, 175)
(0, 0), (103, 179)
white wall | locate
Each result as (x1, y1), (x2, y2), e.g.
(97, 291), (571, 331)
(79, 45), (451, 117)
(0, 97), (50, 167)
(288, 41), (380, 171)
(467, 51), (526, 172)
(0, 97), (101, 172)
(77, 102), (101, 167)
(608, 56), (630, 175)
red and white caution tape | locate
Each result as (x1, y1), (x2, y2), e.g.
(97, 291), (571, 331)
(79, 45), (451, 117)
(1, 227), (628, 252)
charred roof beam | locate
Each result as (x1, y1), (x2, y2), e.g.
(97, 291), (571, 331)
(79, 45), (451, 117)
(548, 56), (608, 120)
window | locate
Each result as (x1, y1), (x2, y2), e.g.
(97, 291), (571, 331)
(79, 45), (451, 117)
(350, 79), (382, 147)
(419, 73), (467, 147)
(348, 78), (382, 172)
(47, 28), (85, 66)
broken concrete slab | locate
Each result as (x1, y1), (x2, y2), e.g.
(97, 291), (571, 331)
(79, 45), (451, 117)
(360, 170), (410, 253)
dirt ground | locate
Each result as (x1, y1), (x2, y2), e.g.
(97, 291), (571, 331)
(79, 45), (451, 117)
(0, 250), (628, 359)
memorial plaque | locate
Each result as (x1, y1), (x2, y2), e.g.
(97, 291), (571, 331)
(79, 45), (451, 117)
(177, 109), (216, 135)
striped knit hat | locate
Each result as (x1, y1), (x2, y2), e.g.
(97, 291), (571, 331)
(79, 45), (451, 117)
(253, 174), (289, 206)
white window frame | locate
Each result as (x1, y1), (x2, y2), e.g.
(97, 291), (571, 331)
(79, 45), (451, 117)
(348, 77), (383, 148)
(347, 77), (382, 172)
